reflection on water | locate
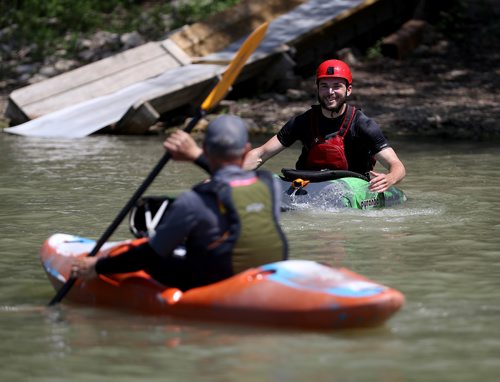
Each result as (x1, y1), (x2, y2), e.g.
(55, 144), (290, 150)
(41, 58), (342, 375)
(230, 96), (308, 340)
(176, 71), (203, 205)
(1, 133), (500, 381)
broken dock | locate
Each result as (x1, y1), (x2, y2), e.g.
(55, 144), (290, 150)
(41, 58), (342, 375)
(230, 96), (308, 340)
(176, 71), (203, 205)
(4, 0), (420, 138)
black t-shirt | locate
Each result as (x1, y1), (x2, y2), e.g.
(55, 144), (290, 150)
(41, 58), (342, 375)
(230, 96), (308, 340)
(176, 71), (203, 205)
(277, 105), (390, 175)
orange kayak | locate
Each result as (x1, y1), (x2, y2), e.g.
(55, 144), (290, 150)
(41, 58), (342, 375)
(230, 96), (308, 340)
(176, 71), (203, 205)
(41, 233), (404, 329)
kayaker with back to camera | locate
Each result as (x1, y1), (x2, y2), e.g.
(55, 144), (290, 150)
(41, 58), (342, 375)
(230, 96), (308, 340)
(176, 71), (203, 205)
(72, 115), (288, 290)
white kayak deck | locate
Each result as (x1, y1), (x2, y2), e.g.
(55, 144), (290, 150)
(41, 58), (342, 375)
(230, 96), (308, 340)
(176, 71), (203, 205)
(4, 0), (415, 138)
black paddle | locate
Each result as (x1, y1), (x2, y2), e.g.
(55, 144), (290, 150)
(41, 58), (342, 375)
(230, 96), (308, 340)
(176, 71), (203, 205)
(49, 22), (269, 306)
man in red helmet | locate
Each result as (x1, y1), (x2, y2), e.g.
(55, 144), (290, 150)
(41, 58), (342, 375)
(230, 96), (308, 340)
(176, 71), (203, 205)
(243, 59), (405, 193)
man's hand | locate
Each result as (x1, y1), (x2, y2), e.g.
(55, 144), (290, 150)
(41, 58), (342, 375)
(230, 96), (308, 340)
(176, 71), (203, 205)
(163, 130), (203, 162)
(371, 148), (406, 192)
(369, 170), (394, 193)
(71, 256), (98, 280)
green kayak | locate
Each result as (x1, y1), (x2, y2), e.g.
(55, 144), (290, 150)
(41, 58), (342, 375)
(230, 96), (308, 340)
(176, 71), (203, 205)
(278, 168), (407, 210)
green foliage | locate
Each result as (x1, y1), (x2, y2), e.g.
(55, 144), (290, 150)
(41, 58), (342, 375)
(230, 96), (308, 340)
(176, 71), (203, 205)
(0, 0), (239, 60)
(366, 39), (383, 60)
(172, 0), (239, 28)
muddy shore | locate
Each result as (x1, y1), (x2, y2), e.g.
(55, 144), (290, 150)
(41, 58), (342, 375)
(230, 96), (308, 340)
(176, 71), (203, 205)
(222, 3), (500, 141)
(1, 2), (499, 140)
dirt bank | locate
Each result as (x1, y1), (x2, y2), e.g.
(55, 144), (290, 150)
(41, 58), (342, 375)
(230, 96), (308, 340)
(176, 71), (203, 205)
(2, 1), (499, 140)
(222, 1), (500, 141)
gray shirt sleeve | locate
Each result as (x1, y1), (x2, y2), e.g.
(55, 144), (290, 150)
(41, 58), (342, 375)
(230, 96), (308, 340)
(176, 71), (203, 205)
(149, 191), (200, 257)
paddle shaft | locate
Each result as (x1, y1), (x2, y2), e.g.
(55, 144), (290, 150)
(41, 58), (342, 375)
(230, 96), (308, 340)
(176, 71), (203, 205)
(48, 111), (203, 306)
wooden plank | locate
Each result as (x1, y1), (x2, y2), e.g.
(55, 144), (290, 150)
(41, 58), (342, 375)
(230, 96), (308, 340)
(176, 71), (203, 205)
(7, 39), (191, 123)
(23, 54), (180, 118)
(381, 19), (427, 59)
(199, 0), (368, 86)
(160, 40), (192, 66)
(203, 0), (366, 63)
(4, 64), (224, 138)
(11, 42), (167, 106)
(169, 0), (306, 57)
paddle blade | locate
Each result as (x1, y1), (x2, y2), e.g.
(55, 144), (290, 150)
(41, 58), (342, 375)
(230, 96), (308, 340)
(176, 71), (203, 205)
(201, 22), (268, 111)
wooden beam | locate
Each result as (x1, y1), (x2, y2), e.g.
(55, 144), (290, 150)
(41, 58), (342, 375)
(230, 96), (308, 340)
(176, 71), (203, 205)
(113, 101), (160, 134)
(381, 19), (427, 59)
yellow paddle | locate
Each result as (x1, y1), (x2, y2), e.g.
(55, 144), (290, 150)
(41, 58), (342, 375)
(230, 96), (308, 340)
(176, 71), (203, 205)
(49, 22), (269, 306)
(200, 22), (268, 111)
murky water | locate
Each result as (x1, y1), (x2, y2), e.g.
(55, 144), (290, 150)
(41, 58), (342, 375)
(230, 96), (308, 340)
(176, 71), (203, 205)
(1, 132), (499, 381)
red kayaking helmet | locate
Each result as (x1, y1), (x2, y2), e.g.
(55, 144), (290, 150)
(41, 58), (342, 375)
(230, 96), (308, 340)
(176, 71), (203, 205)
(316, 59), (352, 85)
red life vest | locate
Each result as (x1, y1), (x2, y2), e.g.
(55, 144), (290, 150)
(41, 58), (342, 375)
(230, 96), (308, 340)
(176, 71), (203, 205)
(305, 105), (356, 171)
